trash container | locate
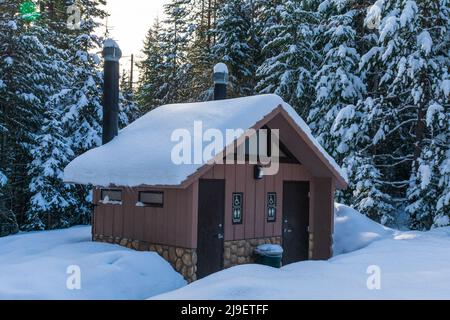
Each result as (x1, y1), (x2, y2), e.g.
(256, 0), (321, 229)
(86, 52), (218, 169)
(254, 244), (283, 268)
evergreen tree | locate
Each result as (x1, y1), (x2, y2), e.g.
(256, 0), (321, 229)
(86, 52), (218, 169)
(185, 1), (216, 101)
(308, 0), (367, 160)
(403, 0), (450, 229)
(119, 69), (139, 126)
(136, 19), (168, 111)
(0, 0), (61, 226)
(160, 0), (195, 103)
(256, 0), (319, 117)
(24, 93), (76, 230)
(214, 0), (261, 97)
(24, 0), (108, 229)
(333, 0), (450, 226)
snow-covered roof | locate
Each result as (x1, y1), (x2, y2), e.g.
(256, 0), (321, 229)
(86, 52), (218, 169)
(64, 94), (346, 187)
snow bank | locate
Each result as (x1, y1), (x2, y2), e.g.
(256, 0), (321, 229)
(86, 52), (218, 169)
(0, 226), (185, 300)
(333, 203), (394, 255)
(64, 94), (345, 187)
(154, 223), (450, 299)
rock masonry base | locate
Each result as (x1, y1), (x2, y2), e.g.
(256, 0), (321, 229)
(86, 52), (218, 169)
(94, 234), (282, 282)
(224, 237), (282, 268)
(93, 234), (197, 283)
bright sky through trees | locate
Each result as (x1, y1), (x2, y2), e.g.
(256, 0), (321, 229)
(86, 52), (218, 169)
(100, 0), (168, 75)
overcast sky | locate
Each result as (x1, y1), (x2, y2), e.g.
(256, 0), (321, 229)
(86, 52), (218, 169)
(100, 0), (169, 78)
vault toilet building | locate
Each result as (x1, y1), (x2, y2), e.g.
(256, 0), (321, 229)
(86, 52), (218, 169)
(64, 40), (347, 282)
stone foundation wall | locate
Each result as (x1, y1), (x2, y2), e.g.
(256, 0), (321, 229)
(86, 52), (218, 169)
(223, 237), (282, 268)
(93, 234), (197, 282)
(94, 234), (283, 282)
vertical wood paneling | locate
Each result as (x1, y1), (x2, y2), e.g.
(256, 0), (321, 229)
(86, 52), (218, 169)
(175, 188), (185, 247)
(155, 205), (164, 244)
(311, 177), (333, 259)
(254, 179), (265, 238)
(202, 167), (213, 179)
(189, 181), (199, 248)
(143, 207), (153, 243)
(244, 164), (255, 238)
(95, 160), (318, 249)
(161, 189), (171, 245)
(122, 188), (134, 238)
(224, 165), (235, 240)
(115, 204), (124, 237)
(213, 164), (225, 179)
(96, 204), (103, 236)
(103, 205), (113, 236)
(166, 190), (177, 245)
(133, 206), (144, 240)
(182, 186), (192, 246)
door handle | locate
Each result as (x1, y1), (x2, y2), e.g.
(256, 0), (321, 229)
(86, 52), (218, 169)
(217, 233), (224, 239)
(283, 228), (292, 233)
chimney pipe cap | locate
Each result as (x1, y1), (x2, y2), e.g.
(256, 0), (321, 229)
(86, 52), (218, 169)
(213, 63), (229, 85)
(103, 38), (122, 62)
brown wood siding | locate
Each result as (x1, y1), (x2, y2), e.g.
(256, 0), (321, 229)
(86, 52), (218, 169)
(93, 183), (197, 249)
(311, 177), (334, 260)
(200, 162), (313, 241)
(92, 106), (339, 257)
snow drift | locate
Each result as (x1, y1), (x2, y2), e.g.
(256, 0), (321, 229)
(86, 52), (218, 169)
(333, 203), (394, 255)
(154, 205), (450, 300)
(0, 227), (185, 300)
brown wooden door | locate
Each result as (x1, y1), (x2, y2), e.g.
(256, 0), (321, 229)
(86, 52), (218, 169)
(197, 179), (225, 279)
(282, 181), (309, 265)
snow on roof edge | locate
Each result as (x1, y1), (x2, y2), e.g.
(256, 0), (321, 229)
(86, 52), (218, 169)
(63, 94), (347, 187)
(280, 102), (348, 186)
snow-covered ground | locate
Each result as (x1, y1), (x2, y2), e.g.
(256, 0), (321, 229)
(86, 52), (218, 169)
(154, 205), (450, 300)
(1, 204), (449, 300)
(0, 227), (185, 300)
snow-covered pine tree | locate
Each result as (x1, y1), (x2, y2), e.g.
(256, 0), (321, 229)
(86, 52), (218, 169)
(308, 0), (367, 161)
(119, 69), (139, 127)
(19, 0), (106, 229)
(404, 0), (450, 229)
(60, 4), (106, 153)
(24, 92), (77, 230)
(343, 151), (396, 224)
(333, 0), (450, 226)
(136, 19), (169, 112)
(256, 0), (319, 117)
(0, 166), (18, 236)
(185, 0), (216, 101)
(159, 0), (195, 104)
(0, 0), (62, 227)
(214, 0), (261, 97)
(25, 0), (136, 229)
